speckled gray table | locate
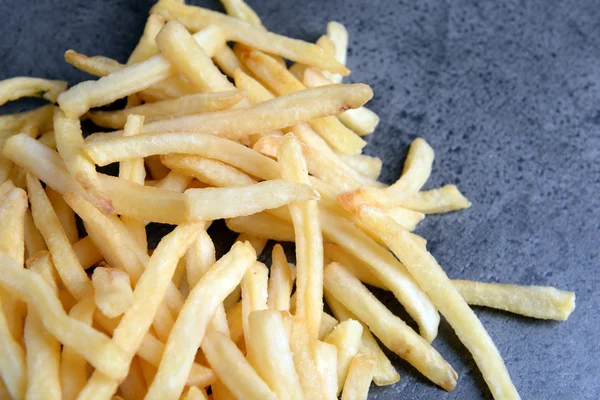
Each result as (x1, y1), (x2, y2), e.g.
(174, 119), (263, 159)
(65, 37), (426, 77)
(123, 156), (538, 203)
(1, 0), (598, 398)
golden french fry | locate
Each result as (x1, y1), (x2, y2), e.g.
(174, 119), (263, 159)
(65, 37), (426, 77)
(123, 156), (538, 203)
(226, 300), (243, 344)
(323, 319), (363, 394)
(162, 154), (256, 188)
(397, 184), (471, 214)
(145, 241), (256, 400)
(246, 310), (304, 400)
(452, 280), (575, 320)
(233, 68), (275, 104)
(286, 315), (325, 399)
(127, 14), (165, 65)
(267, 244), (293, 311)
(58, 26), (226, 117)
(241, 262), (269, 348)
(0, 77), (67, 105)
(184, 180), (319, 221)
(0, 187), (27, 266)
(202, 330), (276, 400)
(54, 108), (113, 213)
(77, 223), (202, 400)
(237, 46), (365, 154)
(337, 153), (382, 181)
(340, 354), (376, 400)
(226, 212), (296, 242)
(312, 340), (338, 400)
(325, 292), (399, 386)
(323, 262), (457, 392)
(119, 357), (147, 400)
(0, 297), (26, 400)
(151, 0), (348, 75)
(65, 50), (122, 76)
(220, 0), (265, 28)
(213, 46), (246, 78)
(46, 186), (79, 243)
(88, 90), (245, 129)
(71, 236), (102, 269)
(92, 267), (134, 319)
(319, 312), (339, 340)
(324, 21), (348, 83)
(278, 134), (324, 338)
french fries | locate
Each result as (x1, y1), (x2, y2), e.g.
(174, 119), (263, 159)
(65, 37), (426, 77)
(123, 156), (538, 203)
(92, 267), (134, 319)
(323, 319), (363, 394)
(240, 262), (269, 349)
(162, 154), (257, 188)
(267, 244), (294, 311)
(0, 77), (67, 105)
(341, 354), (376, 400)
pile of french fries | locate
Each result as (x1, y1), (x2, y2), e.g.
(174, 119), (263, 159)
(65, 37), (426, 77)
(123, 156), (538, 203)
(0, 0), (576, 399)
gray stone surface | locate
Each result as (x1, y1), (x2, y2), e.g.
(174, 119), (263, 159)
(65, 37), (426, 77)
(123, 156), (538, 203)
(1, 0), (598, 398)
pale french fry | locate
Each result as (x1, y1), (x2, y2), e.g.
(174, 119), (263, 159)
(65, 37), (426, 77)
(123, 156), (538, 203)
(233, 68), (275, 105)
(0, 77), (67, 105)
(226, 212), (296, 242)
(60, 295), (95, 400)
(184, 180), (319, 221)
(323, 319), (363, 394)
(325, 292), (399, 386)
(151, 0), (348, 75)
(88, 90), (245, 129)
(58, 26), (226, 117)
(278, 134), (324, 338)
(340, 138), (435, 209)
(323, 262), (457, 391)
(38, 130), (57, 150)
(77, 223), (202, 400)
(46, 186), (79, 243)
(0, 297), (26, 400)
(286, 315), (324, 399)
(319, 312), (339, 340)
(452, 280), (575, 320)
(324, 21), (348, 83)
(181, 386), (209, 400)
(54, 108), (113, 213)
(246, 310), (304, 400)
(226, 301), (244, 344)
(155, 170), (193, 192)
(237, 46), (366, 154)
(127, 14), (165, 65)
(220, 0), (265, 28)
(65, 50), (122, 76)
(0, 187), (27, 266)
(0, 254), (129, 380)
(27, 174), (92, 300)
(92, 267), (134, 319)
(340, 354), (376, 400)
(267, 244), (293, 311)
(145, 241), (256, 400)
(214, 46), (246, 78)
(236, 232), (267, 256)
(118, 357), (147, 400)
(0, 104), (54, 134)
(241, 262), (269, 348)
(323, 243), (384, 289)
(385, 206), (425, 231)
(397, 184), (471, 214)
(312, 340), (338, 400)
(162, 154), (257, 188)
(202, 330), (276, 400)
(337, 153), (382, 181)
(156, 21), (234, 92)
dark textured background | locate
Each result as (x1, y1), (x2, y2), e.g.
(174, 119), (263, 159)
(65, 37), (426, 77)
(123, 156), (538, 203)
(1, 0), (599, 398)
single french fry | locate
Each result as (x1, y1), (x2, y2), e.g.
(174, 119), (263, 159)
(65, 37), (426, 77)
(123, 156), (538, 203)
(278, 134), (324, 338)
(88, 90), (245, 129)
(341, 354), (376, 400)
(226, 301), (244, 344)
(162, 154), (256, 188)
(145, 241), (256, 400)
(72, 236), (102, 269)
(38, 129), (57, 150)
(397, 184), (471, 214)
(323, 319), (363, 394)
(246, 310), (304, 400)
(58, 26), (226, 117)
(65, 50), (123, 76)
(323, 262), (457, 391)
(241, 262), (269, 349)
(452, 280), (575, 320)
(27, 174), (92, 300)
(127, 14), (165, 65)
(54, 108), (113, 213)
(267, 244), (293, 311)
(325, 292), (399, 386)
(286, 315), (325, 399)
(60, 295), (95, 400)
(0, 187), (27, 267)
(337, 153), (382, 181)
(77, 223), (202, 400)
(184, 180), (319, 221)
(324, 21), (348, 83)
(312, 340), (338, 400)
(319, 312), (339, 340)
(202, 330), (276, 400)
(151, 0), (348, 75)
(0, 77), (67, 105)
(323, 243), (384, 289)
(0, 296), (26, 400)
(155, 170), (193, 192)
(46, 186), (79, 243)
(226, 212), (296, 242)
(213, 46), (246, 78)
(92, 267), (134, 319)
(220, 0), (265, 28)
(237, 46), (365, 154)
(233, 67), (275, 104)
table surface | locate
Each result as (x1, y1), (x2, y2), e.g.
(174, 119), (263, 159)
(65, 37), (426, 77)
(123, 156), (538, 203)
(1, 0), (598, 398)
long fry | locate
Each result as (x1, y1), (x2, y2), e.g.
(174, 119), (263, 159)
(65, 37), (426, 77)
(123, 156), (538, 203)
(226, 212), (296, 242)
(162, 154), (257, 188)
(146, 241), (256, 400)
(46, 187), (79, 244)
(127, 14), (164, 65)
(0, 296), (26, 400)
(0, 77), (67, 105)
(151, 0), (348, 74)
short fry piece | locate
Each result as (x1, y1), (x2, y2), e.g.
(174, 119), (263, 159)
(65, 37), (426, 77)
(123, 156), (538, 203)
(287, 315), (324, 399)
(241, 262), (269, 348)
(323, 319), (363, 394)
(220, 0), (265, 28)
(0, 77), (67, 105)
(312, 340), (338, 400)
(341, 354), (376, 400)
(267, 244), (293, 311)
(65, 50), (122, 76)
(92, 267), (134, 319)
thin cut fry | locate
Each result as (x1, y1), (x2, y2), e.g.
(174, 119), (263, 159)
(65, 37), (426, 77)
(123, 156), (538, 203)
(323, 262), (457, 391)
(323, 319), (363, 394)
(46, 186), (79, 243)
(72, 236), (102, 269)
(65, 50), (122, 76)
(233, 68), (275, 104)
(246, 310), (304, 400)
(340, 354), (376, 400)
(151, 0), (348, 74)
(312, 340), (338, 400)
(319, 312), (339, 340)
(452, 280), (575, 320)
(145, 241), (256, 400)
(202, 330), (276, 400)
(220, 0), (265, 28)
(338, 153), (382, 180)
(286, 315), (324, 399)
(38, 130), (57, 150)
(162, 154), (257, 188)
(397, 184), (472, 214)
(88, 90), (244, 129)
(323, 243), (384, 289)
(0, 297), (26, 400)
(241, 262), (269, 348)
(127, 14), (165, 65)
(24, 209), (47, 258)
(184, 180), (319, 221)
(155, 170), (193, 192)
(226, 212), (295, 242)
(267, 244), (293, 311)
(213, 46), (247, 78)
(324, 21), (348, 83)
(92, 267), (134, 319)
(278, 134), (323, 338)
(0, 77), (67, 105)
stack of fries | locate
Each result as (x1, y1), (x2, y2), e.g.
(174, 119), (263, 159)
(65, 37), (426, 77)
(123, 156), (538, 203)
(0, 0), (576, 399)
